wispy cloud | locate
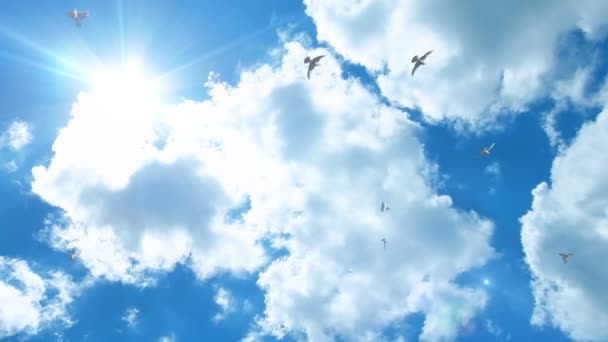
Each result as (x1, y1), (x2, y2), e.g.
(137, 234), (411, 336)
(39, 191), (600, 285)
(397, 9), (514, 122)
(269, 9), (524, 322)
(1, 119), (32, 150)
(0, 257), (80, 339)
(212, 287), (235, 323)
(2, 160), (17, 173)
(159, 333), (176, 342)
(484, 162), (501, 178)
(122, 307), (139, 329)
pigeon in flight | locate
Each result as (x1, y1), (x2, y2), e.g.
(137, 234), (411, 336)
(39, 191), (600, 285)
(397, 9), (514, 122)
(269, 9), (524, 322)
(480, 142), (495, 156)
(411, 50), (433, 76)
(380, 201), (390, 212)
(304, 55), (325, 80)
(381, 238), (387, 250)
(559, 253), (573, 264)
(69, 249), (81, 261)
(67, 8), (90, 27)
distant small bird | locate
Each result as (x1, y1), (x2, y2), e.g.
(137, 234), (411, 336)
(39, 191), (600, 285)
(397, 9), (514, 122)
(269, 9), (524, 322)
(480, 142), (495, 156)
(559, 253), (573, 264)
(69, 249), (81, 261)
(67, 8), (90, 27)
(411, 50), (433, 76)
(304, 55), (325, 80)
(380, 201), (389, 212)
(381, 238), (387, 250)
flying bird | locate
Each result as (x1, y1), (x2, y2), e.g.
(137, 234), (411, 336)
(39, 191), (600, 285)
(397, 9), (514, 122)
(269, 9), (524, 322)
(380, 201), (390, 212)
(559, 253), (573, 264)
(304, 55), (325, 80)
(381, 238), (387, 250)
(69, 249), (81, 261)
(480, 142), (495, 156)
(67, 8), (90, 27)
(411, 50), (433, 76)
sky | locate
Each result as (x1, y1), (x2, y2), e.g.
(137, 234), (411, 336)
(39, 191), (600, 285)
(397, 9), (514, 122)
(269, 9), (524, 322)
(0, 1), (607, 342)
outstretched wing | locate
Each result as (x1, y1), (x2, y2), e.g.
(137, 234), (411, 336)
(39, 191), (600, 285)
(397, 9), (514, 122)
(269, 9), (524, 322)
(67, 11), (76, 19)
(77, 11), (89, 19)
(307, 63), (314, 80)
(411, 62), (421, 76)
(420, 50), (434, 61)
(312, 55), (325, 63)
(488, 142), (495, 151)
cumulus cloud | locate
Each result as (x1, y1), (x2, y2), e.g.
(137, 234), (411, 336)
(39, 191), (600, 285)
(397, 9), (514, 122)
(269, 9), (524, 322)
(521, 107), (608, 341)
(303, 0), (608, 129)
(32, 79), (268, 284)
(122, 307), (139, 329)
(32, 37), (495, 341)
(1, 119), (33, 150)
(0, 256), (78, 339)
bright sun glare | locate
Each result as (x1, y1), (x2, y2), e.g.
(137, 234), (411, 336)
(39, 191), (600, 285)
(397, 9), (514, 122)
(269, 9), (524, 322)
(87, 58), (165, 106)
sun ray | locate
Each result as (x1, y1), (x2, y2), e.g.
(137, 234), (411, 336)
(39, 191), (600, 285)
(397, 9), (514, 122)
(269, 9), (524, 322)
(0, 24), (89, 77)
(160, 23), (275, 79)
(116, 0), (127, 65)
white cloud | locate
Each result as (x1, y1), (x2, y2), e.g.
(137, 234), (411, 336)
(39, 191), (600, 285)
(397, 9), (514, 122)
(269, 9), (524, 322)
(32, 80), (268, 284)
(521, 107), (608, 341)
(32, 38), (495, 341)
(0, 256), (78, 339)
(1, 119), (33, 150)
(2, 160), (17, 173)
(543, 106), (567, 152)
(212, 287), (235, 323)
(303, 0), (608, 129)
(486, 319), (510, 340)
(122, 307), (139, 329)
(159, 333), (176, 342)
(484, 162), (501, 178)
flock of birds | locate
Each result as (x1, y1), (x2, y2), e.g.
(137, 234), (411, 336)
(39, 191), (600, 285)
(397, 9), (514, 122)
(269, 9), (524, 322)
(304, 50), (434, 80)
(64, 9), (574, 267)
(305, 54), (574, 265)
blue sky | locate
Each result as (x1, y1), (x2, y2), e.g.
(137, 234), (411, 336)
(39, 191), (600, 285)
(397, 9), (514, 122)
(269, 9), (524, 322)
(1, 1), (608, 342)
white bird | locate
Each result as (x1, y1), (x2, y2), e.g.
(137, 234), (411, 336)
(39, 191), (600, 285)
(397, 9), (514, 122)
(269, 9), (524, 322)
(480, 142), (495, 156)
(304, 55), (325, 80)
(559, 253), (573, 264)
(381, 238), (387, 250)
(411, 50), (433, 76)
(69, 249), (81, 261)
(380, 201), (389, 212)
(67, 9), (90, 27)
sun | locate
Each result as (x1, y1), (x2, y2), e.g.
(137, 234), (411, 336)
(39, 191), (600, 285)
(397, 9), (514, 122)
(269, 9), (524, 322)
(86, 57), (166, 109)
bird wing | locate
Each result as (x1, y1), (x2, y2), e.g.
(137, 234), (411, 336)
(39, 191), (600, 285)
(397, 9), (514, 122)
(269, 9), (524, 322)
(411, 55), (419, 63)
(559, 253), (566, 257)
(411, 62), (421, 76)
(312, 55), (326, 63)
(420, 50), (434, 61)
(67, 11), (75, 19)
(488, 143), (495, 151)
(307, 63), (314, 80)
(77, 11), (89, 19)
